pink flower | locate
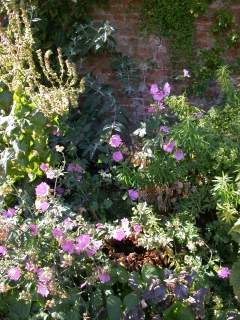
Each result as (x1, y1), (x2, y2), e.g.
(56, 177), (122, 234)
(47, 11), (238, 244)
(128, 189), (139, 201)
(35, 200), (49, 212)
(217, 267), (231, 279)
(35, 182), (50, 197)
(150, 84), (159, 95)
(121, 218), (130, 237)
(133, 224), (142, 233)
(61, 239), (75, 254)
(75, 234), (91, 254)
(63, 217), (75, 231)
(29, 224), (38, 236)
(2, 208), (16, 218)
(0, 245), (7, 256)
(86, 240), (102, 257)
(46, 169), (55, 180)
(163, 141), (176, 153)
(109, 134), (123, 148)
(25, 262), (38, 273)
(153, 91), (165, 102)
(146, 106), (156, 113)
(112, 228), (126, 241)
(37, 283), (49, 297)
(96, 223), (104, 230)
(37, 269), (52, 284)
(98, 273), (111, 283)
(163, 82), (171, 96)
(174, 149), (185, 161)
(52, 227), (64, 239)
(112, 151), (124, 162)
(40, 163), (49, 172)
(7, 267), (21, 281)
(160, 126), (170, 133)
(183, 69), (190, 78)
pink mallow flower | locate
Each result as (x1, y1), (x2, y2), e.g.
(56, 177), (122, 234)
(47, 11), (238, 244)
(163, 82), (171, 96)
(7, 267), (21, 281)
(46, 169), (55, 180)
(75, 234), (91, 254)
(128, 189), (139, 201)
(35, 182), (50, 197)
(37, 269), (52, 284)
(112, 228), (126, 241)
(163, 141), (176, 153)
(0, 245), (7, 256)
(98, 273), (111, 283)
(35, 200), (49, 212)
(25, 262), (38, 273)
(2, 207), (16, 218)
(150, 84), (159, 95)
(109, 134), (123, 148)
(37, 283), (49, 297)
(174, 149), (185, 161)
(86, 240), (102, 257)
(133, 224), (142, 234)
(217, 267), (231, 279)
(63, 217), (75, 231)
(61, 239), (75, 254)
(112, 151), (124, 162)
(52, 227), (64, 239)
(40, 163), (49, 172)
(29, 224), (38, 237)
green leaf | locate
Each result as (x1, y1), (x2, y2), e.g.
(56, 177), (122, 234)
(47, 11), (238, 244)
(106, 295), (122, 320)
(141, 264), (163, 282)
(230, 261), (240, 301)
(123, 293), (138, 311)
(163, 301), (195, 320)
(8, 299), (31, 320)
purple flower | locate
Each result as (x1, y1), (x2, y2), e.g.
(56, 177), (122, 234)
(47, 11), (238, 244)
(112, 151), (124, 162)
(40, 163), (49, 172)
(7, 267), (21, 281)
(67, 163), (83, 173)
(56, 186), (65, 195)
(35, 182), (50, 197)
(98, 273), (111, 283)
(217, 267), (231, 279)
(29, 224), (38, 236)
(0, 245), (7, 256)
(37, 283), (49, 297)
(160, 126), (170, 133)
(174, 149), (185, 161)
(2, 208), (16, 218)
(109, 134), (123, 148)
(128, 189), (139, 201)
(86, 240), (102, 257)
(63, 217), (75, 231)
(75, 234), (91, 254)
(112, 228), (126, 241)
(174, 284), (189, 300)
(35, 200), (49, 212)
(163, 141), (176, 153)
(163, 82), (171, 96)
(52, 227), (64, 239)
(133, 224), (142, 233)
(183, 69), (191, 78)
(61, 239), (75, 254)
(150, 84), (159, 95)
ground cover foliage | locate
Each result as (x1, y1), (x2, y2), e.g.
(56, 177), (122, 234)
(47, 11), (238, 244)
(0, 1), (239, 319)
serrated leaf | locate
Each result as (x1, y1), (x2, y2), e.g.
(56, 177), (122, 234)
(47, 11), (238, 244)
(123, 293), (138, 311)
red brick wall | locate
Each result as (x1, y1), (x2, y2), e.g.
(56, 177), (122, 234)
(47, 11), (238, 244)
(83, 0), (240, 118)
